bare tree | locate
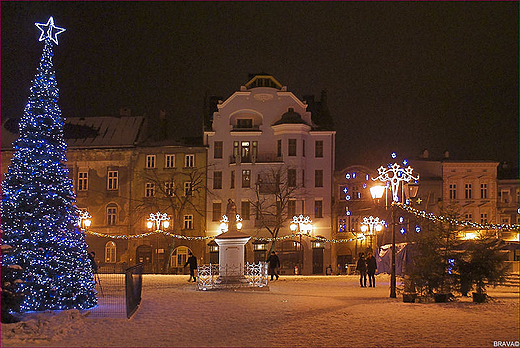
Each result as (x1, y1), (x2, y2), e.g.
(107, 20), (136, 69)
(135, 164), (209, 272)
(249, 166), (304, 256)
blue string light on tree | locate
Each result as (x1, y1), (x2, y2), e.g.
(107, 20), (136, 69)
(0, 17), (96, 312)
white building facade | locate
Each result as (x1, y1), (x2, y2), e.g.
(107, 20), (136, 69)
(203, 75), (336, 274)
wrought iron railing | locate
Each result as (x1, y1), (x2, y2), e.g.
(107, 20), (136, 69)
(196, 262), (268, 291)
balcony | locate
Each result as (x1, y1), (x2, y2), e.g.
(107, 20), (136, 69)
(229, 152), (283, 165)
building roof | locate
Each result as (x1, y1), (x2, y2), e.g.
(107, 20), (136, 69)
(272, 108), (310, 126)
(1, 116), (145, 150)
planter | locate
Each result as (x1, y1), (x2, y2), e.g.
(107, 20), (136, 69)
(434, 293), (449, 303)
(472, 292), (487, 303)
(403, 292), (417, 303)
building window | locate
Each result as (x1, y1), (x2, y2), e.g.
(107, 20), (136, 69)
(233, 141), (239, 160)
(237, 118), (253, 129)
(449, 183), (457, 200)
(288, 139), (297, 156)
(184, 182), (192, 196)
(214, 141), (223, 159)
(230, 170), (235, 189)
(480, 213), (488, 224)
(107, 171), (118, 190)
(500, 189), (510, 203)
(465, 183), (472, 199)
(464, 213), (473, 221)
(105, 241), (116, 263)
(315, 170), (323, 188)
(252, 141), (258, 160)
(288, 200), (296, 217)
(480, 184), (488, 199)
(242, 170), (251, 188)
(171, 246), (189, 268)
(185, 154), (195, 167)
(302, 139), (306, 157)
(165, 154), (176, 168)
(165, 181), (175, 196)
(107, 204), (117, 225)
(146, 155), (156, 168)
(241, 141), (251, 162)
(301, 200), (305, 215)
(213, 171), (222, 190)
(288, 169), (297, 187)
(302, 170), (305, 187)
(78, 171), (88, 191)
(183, 215), (193, 229)
(145, 182), (155, 197)
(277, 140), (282, 157)
(315, 140), (324, 158)
(314, 200), (323, 218)
(241, 201), (250, 220)
(212, 202), (222, 221)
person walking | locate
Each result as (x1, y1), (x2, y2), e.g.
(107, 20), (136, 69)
(356, 252), (367, 287)
(88, 251), (98, 274)
(366, 251), (377, 287)
(267, 251), (280, 280)
(184, 251), (198, 282)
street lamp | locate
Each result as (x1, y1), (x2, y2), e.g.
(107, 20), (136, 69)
(290, 215), (313, 272)
(146, 212), (171, 273)
(360, 216), (385, 250)
(146, 212), (170, 231)
(78, 211), (92, 231)
(219, 214), (243, 233)
(372, 161), (419, 298)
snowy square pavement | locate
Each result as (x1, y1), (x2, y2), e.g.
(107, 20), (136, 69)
(1, 274), (518, 347)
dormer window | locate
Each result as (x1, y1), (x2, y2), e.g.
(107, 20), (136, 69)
(236, 119), (253, 129)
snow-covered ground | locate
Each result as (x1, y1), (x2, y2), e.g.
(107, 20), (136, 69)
(1, 274), (519, 347)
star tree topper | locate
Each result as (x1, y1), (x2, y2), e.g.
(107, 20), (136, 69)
(35, 16), (66, 45)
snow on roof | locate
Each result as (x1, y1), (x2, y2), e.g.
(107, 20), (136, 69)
(1, 116), (145, 150)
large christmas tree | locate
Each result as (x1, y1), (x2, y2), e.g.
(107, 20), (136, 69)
(1, 17), (97, 311)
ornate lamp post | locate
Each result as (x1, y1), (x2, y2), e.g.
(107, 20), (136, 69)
(78, 211), (92, 231)
(360, 216), (385, 250)
(290, 215), (313, 272)
(372, 161), (419, 298)
(146, 212), (171, 273)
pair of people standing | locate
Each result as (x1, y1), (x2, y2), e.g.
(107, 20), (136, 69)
(356, 251), (377, 287)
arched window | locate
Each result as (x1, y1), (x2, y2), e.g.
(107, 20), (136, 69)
(105, 241), (117, 263)
(171, 246), (190, 268)
(106, 203), (118, 225)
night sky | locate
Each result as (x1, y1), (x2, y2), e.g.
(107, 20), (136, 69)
(1, 2), (518, 170)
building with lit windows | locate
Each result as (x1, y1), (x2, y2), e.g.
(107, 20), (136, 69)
(203, 74), (336, 274)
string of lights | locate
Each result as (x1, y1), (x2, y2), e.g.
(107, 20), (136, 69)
(83, 229), (365, 243)
(395, 202), (520, 231)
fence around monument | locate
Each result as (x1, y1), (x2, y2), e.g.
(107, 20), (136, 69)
(196, 261), (269, 290)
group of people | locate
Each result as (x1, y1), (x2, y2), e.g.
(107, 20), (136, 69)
(356, 251), (377, 287)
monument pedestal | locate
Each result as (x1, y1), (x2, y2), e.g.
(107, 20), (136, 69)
(214, 229), (251, 284)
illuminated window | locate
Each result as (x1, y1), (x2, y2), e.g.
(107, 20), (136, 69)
(105, 241), (116, 263)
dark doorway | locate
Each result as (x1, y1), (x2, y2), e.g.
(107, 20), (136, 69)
(136, 245), (153, 273)
(312, 248), (324, 274)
